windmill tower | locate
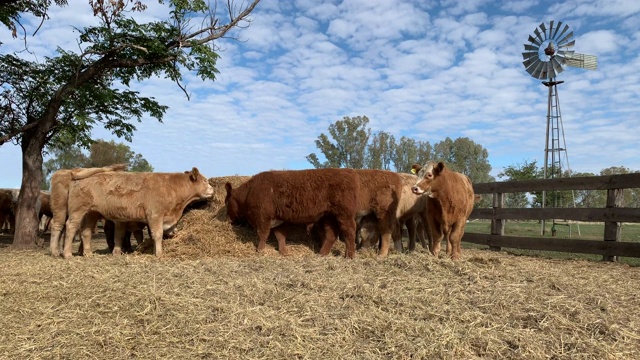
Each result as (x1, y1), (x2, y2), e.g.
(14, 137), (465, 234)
(522, 21), (597, 235)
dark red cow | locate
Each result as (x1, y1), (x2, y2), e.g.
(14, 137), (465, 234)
(225, 168), (361, 258)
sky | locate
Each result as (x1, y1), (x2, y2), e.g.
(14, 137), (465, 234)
(1, 0), (639, 188)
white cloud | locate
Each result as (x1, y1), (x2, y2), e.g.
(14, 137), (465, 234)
(1, 0), (639, 189)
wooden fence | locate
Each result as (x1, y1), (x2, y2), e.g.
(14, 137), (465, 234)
(464, 173), (640, 261)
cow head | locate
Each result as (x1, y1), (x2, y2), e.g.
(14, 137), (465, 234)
(410, 161), (443, 196)
(187, 167), (215, 199)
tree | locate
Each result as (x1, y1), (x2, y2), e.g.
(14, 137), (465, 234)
(571, 171), (599, 208)
(41, 146), (88, 189)
(433, 137), (493, 184)
(87, 139), (153, 172)
(0, 0), (67, 43)
(599, 166), (640, 208)
(1, 0), (261, 249)
(307, 115), (371, 169)
(498, 160), (541, 208)
(366, 131), (394, 170)
(42, 139), (154, 188)
(391, 136), (432, 173)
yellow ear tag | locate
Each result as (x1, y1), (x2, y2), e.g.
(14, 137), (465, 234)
(411, 168), (416, 174)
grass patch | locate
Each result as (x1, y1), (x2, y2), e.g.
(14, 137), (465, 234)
(464, 220), (640, 266)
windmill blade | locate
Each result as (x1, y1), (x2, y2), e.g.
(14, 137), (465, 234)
(528, 34), (542, 46)
(534, 27), (544, 44)
(557, 49), (575, 58)
(551, 57), (564, 77)
(558, 31), (574, 46)
(539, 22), (547, 39)
(531, 61), (547, 79)
(522, 51), (538, 61)
(552, 21), (563, 39)
(555, 23), (570, 42)
(524, 58), (541, 75)
(548, 20), (555, 39)
(524, 44), (539, 52)
(540, 62), (551, 79)
(559, 39), (575, 49)
(523, 57), (541, 72)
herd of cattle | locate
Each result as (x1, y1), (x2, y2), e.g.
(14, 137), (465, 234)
(0, 161), (478, 260)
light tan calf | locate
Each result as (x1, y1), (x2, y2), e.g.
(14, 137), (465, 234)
(395, 173), (430, 251)
(411, 161), (476, 260)
(49, 164), (127, 257)
(63, 168), (213, 258)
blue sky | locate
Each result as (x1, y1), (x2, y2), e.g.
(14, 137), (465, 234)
(1, 0), (639, 188)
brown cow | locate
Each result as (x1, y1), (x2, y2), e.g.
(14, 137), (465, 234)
(49, 164), (128, 257)
(411, 161), (476, 260)
(0, 189), (18, 235)
(62, 168), (213, 258)
(225, 168), (361, 258)
(316, 169), (403, 257)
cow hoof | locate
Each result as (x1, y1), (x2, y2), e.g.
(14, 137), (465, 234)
(112, 249), (122, 256)
(62, 252), (73, 259)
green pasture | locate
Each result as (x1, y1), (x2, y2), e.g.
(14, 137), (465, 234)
(463, 220), (640, 266)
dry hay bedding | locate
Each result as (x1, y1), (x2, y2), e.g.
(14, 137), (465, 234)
(0, 177), (638, 359)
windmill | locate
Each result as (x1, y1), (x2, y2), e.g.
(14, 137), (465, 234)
(522, 21), (597, 235)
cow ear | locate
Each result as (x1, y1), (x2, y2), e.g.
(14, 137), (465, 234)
(411, 164), (422, 174)
(433, 162), (445, 176)
(225, 182), (233, 195)
(190, 167), (200, 181)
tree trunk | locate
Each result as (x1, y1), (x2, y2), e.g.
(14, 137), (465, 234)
(12, 131), (46, 250)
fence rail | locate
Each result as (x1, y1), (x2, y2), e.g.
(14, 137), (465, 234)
(464, 173), (640, 260)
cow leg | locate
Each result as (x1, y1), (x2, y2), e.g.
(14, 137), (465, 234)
(149, 220), (164, 257)
(377, 215), (395, 257)
(448, 222), (465, 261)
(336, 216), (357, 259)
(391, 219), (404, 253)
(49, 206), (67, 257)
(104, 219), (115, 252)
(428, 220), (444, 258)
(255, 223), (271, 253)
(131, 229), (143, 252)
(39, 215), (52, 236)
(317, 217), (339, 256)
(406, 217), (418, 252)
(8, 213), (15, 235)
(62, 214), (85, 259)
(272, 226), (289, 256)
(418, 213), (430, 249)
(78, 213), (100, 257)
(112, 222), (128, 256)
(121, 230), (134, 253)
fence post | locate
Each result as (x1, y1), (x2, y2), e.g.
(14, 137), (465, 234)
(490, 192), (504, 251)
(603, 188), (624, 262)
